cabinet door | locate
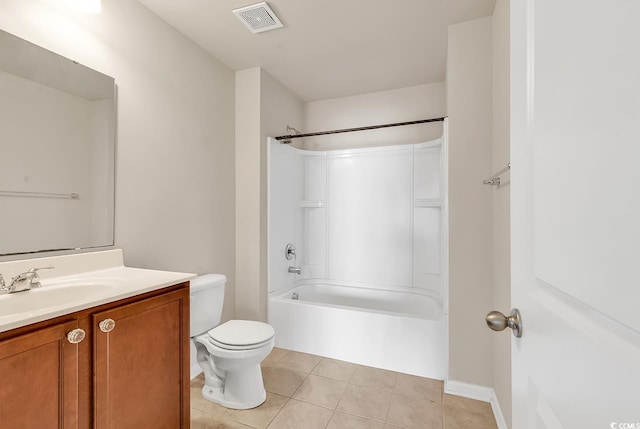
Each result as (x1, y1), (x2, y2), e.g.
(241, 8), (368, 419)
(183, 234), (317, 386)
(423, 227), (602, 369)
(93, 288), (189, 429)
(0, 320), (81, 429)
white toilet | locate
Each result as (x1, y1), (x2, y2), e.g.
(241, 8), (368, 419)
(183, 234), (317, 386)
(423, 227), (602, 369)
(190, 274), (275, 409)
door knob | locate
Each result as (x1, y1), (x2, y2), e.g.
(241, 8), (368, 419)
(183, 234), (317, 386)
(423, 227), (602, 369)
(486, 308), (522, 338)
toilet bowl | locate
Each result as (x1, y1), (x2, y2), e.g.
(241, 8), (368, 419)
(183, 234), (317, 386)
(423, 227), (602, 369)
(190, 274), (275, 409)
(194, 320), (274, 409)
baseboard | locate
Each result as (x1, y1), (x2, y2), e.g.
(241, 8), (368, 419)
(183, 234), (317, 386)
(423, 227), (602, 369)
(445, 379), (493, 401)
(490, 394), (508, 429)
(445, 380), (508, 429)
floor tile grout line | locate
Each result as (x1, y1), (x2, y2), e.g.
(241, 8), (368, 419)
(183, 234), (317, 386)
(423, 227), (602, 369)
(335, 383), (390, 424)
(264, 396), (291, 429)
(312, 358), (358, 384)
(289, 377), (349, 411)
(321, 408), (334, 429)
(308, 354), (321, 373)
(331, 372), (351, 417)
(382, 389), (395, 426)
(288, 368), (311, 399)
(288, 396), (341, 412)
(391, 370), (399, 391)
(275, 350), (323, 374)
(262, 349), (289, 369)
(346, 379), (396, 394)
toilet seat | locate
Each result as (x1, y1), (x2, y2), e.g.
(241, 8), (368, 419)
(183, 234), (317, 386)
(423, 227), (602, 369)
(207, 320), (275, 351)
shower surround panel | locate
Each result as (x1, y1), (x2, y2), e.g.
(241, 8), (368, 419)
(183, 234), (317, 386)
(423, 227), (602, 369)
(269, 138), (443, 296)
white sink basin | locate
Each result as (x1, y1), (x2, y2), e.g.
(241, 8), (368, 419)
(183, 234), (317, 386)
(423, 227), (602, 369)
(0, 249), (196, 333)
(0, 278), (129, 317)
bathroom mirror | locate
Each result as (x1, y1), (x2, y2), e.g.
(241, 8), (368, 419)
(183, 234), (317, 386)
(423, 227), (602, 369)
(0, 29), (116, 256)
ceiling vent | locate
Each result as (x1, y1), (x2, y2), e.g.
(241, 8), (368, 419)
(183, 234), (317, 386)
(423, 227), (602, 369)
(233, 2), (283, 34)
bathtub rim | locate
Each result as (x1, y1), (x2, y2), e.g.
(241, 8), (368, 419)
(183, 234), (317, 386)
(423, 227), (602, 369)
(269, 278), (445, 300)
(269, 282), (445, 322)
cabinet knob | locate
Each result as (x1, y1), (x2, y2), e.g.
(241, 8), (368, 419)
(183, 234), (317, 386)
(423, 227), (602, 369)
(99, 318), (116, 333)
(67, 328), (86, 344)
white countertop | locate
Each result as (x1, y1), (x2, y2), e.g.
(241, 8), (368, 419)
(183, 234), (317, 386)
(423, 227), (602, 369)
(0, 249), (196, 333)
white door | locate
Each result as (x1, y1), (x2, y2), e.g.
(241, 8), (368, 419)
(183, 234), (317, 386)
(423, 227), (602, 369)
(510, 0), (640, 428)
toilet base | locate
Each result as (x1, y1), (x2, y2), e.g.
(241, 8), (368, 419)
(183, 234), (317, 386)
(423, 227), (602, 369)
(200, 363), (268, 409)
(193, 335), (274, 410)
(201, 382), (266, 410)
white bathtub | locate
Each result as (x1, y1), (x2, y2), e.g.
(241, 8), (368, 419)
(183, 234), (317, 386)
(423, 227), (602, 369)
(267, 284), (446, 379)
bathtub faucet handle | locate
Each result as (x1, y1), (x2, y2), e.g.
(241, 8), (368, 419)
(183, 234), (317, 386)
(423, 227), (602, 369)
(285, 243), (296, 260)
(288, 266), (302, 275)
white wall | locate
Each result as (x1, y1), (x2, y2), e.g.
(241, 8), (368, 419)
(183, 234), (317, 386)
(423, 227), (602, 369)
(0, 0), (237, 321)
(235, 67), (303, 321)
(446, 16), (494, 388)
(303, 83), (446, 150)
(492, 0), (512, 426)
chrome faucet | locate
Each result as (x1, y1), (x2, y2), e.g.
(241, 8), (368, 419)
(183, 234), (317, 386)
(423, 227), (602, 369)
(288, 266), (302, 275)
(0, 266), (54, 294)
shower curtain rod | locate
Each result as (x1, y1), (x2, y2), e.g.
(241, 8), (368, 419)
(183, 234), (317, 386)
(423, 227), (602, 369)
(274, 117), (446, 144)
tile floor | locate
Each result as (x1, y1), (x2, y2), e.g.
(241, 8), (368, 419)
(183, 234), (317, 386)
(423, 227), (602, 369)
(190, 348), (498, 429)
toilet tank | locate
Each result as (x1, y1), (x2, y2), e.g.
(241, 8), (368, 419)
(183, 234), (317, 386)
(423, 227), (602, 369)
(190, 274), (226, 336)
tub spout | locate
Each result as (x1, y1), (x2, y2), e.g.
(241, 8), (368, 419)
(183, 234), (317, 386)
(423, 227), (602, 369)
(288, 266), (302, 275)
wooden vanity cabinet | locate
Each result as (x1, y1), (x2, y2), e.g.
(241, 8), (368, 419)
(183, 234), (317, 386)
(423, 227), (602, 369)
(0, 320), (81, 429)
(0, 282), (190, 429)
(93, 287), (190, 429)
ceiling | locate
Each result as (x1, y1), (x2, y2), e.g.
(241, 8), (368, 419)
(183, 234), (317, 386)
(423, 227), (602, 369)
(136, 0), (496, 102)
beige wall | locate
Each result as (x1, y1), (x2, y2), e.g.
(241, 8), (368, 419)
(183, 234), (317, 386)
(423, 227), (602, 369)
(261, 71), (305, 140)
(446, 16), (494, 387)
(0, 0), (237, 321)
(303, 83), (446, 150)
(492, 0), (512, 426)
(235, 67), (303, 321)
(235, 68), (262, 320)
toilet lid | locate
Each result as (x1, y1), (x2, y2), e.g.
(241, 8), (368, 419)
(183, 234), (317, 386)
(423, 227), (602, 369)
(207, 320), (274, 349)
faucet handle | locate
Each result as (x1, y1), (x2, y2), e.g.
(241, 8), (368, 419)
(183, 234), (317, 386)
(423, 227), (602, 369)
(5, 267), (54, 293)
(285, 243), (296, 260)
(27, 266), (55, 288)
